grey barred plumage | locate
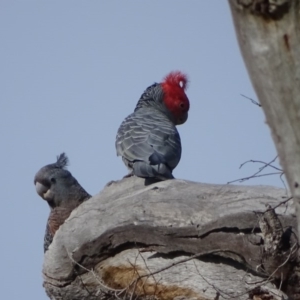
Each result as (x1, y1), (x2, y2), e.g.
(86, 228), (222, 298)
(116, 71), (190, 180)
(116, 107), (181, 179)
(134, 83), (160, 110)
(34, 153), (91, 252)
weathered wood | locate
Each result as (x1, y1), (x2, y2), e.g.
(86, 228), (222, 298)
(43, 177), (297, 300)
(228, 0), (300, 235)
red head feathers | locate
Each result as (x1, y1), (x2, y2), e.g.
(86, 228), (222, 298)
(161, 71), (190, 125)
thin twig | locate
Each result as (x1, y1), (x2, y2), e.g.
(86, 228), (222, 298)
(279, 173), (288, 196)
(227, 172), (282, 184)
(193, 259), (257, 300)
(66, 250), (126, 294)
(192, 260), (226, 298)
(241, 94), (262, 107)
(227, 156), (285, 186)
(138, 250), (158, 295)
(239, 157), (281, 172)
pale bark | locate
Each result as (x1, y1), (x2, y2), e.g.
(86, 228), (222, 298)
(228, 0), (300, 233)
(43, 177), (297, 300)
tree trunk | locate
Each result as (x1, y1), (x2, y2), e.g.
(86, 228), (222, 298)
(228, 0), (300, 233)
(43, 177), (298, 300)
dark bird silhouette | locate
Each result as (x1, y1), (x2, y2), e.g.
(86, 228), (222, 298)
(34, 153), (91, 252)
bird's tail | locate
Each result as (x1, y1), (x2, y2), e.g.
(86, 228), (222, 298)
(133, 161), (174, 180)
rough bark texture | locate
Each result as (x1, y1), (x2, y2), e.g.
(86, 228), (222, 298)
(43, 177), (299, 300)
(228, 0), (300, 234)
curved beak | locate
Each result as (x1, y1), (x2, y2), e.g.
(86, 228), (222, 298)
(35, 182), (49, 199)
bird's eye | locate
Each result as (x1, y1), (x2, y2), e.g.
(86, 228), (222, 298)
(50, 177), (56, 184)
(179, 103), (185, 109)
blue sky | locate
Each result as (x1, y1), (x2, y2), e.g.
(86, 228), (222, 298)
(1, 2), (281, 299)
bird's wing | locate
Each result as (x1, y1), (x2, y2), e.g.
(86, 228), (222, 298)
(116, 109), (181, 170)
